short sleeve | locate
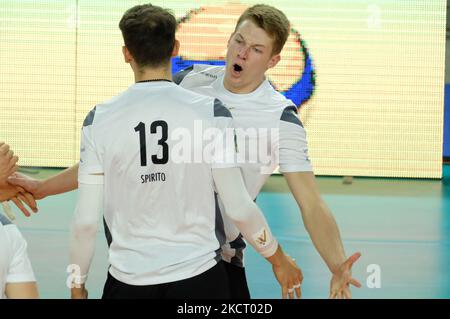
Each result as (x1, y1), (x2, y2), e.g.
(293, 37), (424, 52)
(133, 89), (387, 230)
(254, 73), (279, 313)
(278, 106), (313, 173)
(79, 106), (104, 180)
(173, 66), (194, 85)
(211, 99), (238, 169)
(5, 226), (35, 283)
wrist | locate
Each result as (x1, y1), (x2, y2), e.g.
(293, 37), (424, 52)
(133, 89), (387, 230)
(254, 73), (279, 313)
(71, 285), (87, 298)
(35, 179), (48, 199)
(330, 258), (346, 275)
(266, 244), (284, 267)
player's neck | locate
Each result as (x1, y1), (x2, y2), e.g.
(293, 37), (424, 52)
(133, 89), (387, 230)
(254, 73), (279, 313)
(133, 65), (172, 83)
(223, 74), (265, 94)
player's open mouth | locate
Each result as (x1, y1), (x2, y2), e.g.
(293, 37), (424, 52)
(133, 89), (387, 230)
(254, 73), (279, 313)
(232, 63), (243, 76)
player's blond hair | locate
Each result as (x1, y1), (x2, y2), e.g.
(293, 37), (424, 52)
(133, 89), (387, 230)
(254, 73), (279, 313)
(235, 4), (290, 55)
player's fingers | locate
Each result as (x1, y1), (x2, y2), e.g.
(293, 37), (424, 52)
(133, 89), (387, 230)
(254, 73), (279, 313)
(344, 252), (361, 269)
(17, 192), (38, 213)
(288, 285), (294, 299)
(350, 278), (362, 288)
(6, 157), (19, 173)
(344, 288), (352, 299)
(8, 155), (18, 166)
(6, 150), (14, 160)
(0, 143), (9, 155)
(294, 283), (301, 299)
(281, 285), (288, 299)
(10, 196), (31, 217)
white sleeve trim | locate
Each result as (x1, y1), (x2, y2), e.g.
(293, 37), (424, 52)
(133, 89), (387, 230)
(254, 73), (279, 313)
(6, 273), (36, 283)
(78, 173), (104, 185)
(279, 164), (313, 173)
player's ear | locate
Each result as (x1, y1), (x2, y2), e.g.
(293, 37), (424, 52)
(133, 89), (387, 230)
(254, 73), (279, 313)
(227, 32), (235, 47)
(172, 39), (180, 57)
(122, 46), (133, 63)
(268, 53), (281, 69)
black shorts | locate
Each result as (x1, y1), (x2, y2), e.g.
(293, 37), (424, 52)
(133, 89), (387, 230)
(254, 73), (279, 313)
(102, 261), (230, 299)
(223, 262), (251, 299)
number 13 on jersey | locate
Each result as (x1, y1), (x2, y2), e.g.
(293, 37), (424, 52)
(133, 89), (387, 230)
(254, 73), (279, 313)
(134, 121), (169, 166)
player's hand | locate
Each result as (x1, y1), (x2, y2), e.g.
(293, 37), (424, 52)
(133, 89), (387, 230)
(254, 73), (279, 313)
(0, 183), (21, 202)
(0, 142), (18, 185)
(329, 252), (362, 299)
(8, 172), (46, 200)
(268, 247), (303, 299)
(11, 186), (38, 216)
(71, 287), (88, 299)
(0, 183), (38, 217)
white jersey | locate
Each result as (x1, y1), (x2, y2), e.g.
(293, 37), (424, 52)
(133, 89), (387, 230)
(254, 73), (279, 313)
(175, 65), (313, 266)
(0, 213), (36, 299)
(79, 80), (237, 285)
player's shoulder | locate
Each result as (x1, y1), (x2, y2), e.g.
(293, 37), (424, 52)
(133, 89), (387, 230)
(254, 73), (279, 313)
(279, 104), (303, 128)
(174, 64), (225, 86)
(82, 89), (132, 127)
(0, 213), (24, 247)
(257, 82), (301, 121)
(0, 213), (13, 227)
(262, 82), (295, 107)
(175, 86), (228, 118)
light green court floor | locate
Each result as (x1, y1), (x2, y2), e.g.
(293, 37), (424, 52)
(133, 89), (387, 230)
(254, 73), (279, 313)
(9, 165), (450, 299)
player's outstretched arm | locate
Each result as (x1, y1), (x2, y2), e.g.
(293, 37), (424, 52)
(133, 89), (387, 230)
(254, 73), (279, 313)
(283, 171), (361, 298)
(8, 163), (80, 200)
(212, 167), (303, 299)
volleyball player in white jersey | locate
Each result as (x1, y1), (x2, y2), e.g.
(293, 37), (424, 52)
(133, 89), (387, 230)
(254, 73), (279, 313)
(173, 5), (362, 299)
(68, 4), (301, 299)
(0, 213), (38, 299)
(9, 4), (360, 300)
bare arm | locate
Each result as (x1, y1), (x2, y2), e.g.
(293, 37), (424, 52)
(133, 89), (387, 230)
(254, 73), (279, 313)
(5, 282), (39, 299)
(283, 171), (346, 273)
(8, 163), (79, 200)
(284, 171), (361, 298)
